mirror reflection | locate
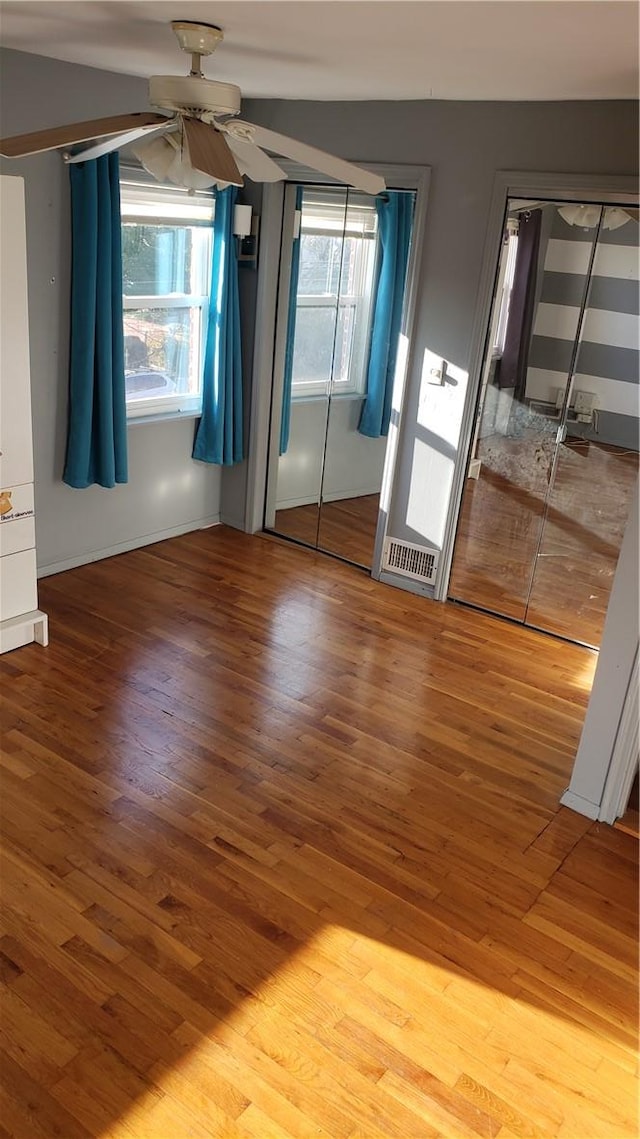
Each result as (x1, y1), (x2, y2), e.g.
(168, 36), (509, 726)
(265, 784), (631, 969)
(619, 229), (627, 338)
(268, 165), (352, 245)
(269, 183), (415, 568)
(450, 198), (639, 647)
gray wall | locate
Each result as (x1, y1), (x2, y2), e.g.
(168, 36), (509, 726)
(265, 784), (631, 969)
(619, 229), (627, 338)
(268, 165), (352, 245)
(238, 97), (638, 551)
(1, 48), (637, 571)
(0, 50), (222, 574)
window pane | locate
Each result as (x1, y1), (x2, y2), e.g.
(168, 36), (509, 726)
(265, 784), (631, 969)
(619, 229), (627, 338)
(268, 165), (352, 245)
(122, 224), (210, 296)
(291, 306), (337, 387)
(124, 308), (203, 402)
(290, 188), (381, 397)
(339, 237), (360, 295)
(334, 304), (356, 384)
(298, 234), (343, 296)
(291, 304), (361, 388)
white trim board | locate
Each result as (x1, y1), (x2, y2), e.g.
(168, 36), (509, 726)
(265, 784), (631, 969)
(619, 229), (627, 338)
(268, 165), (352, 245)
(598, 648), (639, 825)
(275, 486), (382, 511)
(560, 477), (638, 823)
(559, 790), (600, 821)
(38, 515), (220, 578)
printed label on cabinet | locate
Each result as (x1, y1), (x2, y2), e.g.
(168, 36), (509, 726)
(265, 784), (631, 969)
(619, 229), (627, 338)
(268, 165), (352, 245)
(0, 482), (34, 523)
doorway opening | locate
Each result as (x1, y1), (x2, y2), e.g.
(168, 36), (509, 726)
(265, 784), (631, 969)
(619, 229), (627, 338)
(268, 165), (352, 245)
(449, 197), (639, 648)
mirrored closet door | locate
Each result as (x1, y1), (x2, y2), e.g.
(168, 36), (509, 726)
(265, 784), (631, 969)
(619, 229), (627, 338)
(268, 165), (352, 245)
(265, 182), (415, 569)
(449, 198), (639, 648)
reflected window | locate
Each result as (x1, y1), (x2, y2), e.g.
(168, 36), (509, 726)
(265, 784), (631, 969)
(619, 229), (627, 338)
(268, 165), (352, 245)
(493, 217), (519, 354)
(291, 190), (378, 398)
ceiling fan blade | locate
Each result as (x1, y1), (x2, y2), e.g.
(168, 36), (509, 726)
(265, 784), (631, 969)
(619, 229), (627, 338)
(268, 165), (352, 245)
(64, 121), (175, 165)
(233, 121), (385, 196)
(182, 118), (243, 187)
(225, 136), (286, 183)
(0, 113), (168, 159)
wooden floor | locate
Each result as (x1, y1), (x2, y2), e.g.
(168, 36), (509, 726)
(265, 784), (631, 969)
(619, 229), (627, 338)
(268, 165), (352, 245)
(1, 527), (638, 1139)
(274, 494), (380, 567)
(449, 435), (639, 648)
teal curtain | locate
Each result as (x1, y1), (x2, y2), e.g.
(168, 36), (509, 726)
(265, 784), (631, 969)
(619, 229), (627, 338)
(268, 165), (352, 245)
(280, 186), (304, 455)
(63, 153), (128, 488)
(193, 186), (243, 466)
(358, 192), (414, 438)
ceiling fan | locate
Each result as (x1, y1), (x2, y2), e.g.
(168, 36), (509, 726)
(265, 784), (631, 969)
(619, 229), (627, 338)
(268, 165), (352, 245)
(0, 20), (385, 197)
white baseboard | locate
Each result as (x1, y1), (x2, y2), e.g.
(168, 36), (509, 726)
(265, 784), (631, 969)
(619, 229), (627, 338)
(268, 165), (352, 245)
(275, 495), (319, 510)
(37, 515), (220, 578)
(378, 570), (435, 598)
(559, 789), (600, 820)
(322, 487), (381, 504)
(276, 487), (381, 511)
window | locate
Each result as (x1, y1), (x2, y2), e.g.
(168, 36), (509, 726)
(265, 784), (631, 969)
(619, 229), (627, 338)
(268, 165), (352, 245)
(120, 173), (214, 418)
(493, 217), (519, 355)
(291, 189), (378, 398)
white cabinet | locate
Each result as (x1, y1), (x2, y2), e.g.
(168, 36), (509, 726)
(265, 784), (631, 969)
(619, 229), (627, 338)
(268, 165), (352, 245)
(0, 175), (48, 653)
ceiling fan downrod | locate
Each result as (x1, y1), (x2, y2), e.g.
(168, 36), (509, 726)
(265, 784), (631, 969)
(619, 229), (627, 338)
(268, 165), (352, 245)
(170, 20), (224, 77)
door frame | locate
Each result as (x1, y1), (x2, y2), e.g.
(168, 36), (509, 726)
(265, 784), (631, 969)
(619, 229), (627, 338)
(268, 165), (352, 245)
(561, 477), (639, 822)
(438, 170), (639, 602)
(243, 162), (431, 580)
(598, 647), (639, 824)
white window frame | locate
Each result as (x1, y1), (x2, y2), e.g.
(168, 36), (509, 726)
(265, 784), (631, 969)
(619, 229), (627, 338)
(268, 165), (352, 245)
(492, 217), (519, 356)
(291, 194), (378, 400)
(120, 172), (215, 420)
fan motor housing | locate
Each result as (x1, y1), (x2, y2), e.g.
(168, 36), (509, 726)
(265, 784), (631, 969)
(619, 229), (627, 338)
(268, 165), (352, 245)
(149, 75), (241, 117)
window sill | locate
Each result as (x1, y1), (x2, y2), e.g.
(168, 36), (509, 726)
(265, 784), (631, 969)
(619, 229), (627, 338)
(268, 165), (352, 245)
(127, 408), (202, 427)
(291, 391), (365, 404)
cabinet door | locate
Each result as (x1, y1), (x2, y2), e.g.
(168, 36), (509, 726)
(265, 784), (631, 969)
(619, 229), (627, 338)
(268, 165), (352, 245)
(0, 176), (34, 489)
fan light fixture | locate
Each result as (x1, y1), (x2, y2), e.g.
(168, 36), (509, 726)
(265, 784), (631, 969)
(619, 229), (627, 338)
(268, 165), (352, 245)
(133, 131), (220, 190)
(558, 204), (631, 231)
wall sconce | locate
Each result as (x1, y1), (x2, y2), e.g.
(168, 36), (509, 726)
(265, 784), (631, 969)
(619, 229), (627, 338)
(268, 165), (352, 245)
(233, 203), (259, 269)
(233, 204), (252, 237)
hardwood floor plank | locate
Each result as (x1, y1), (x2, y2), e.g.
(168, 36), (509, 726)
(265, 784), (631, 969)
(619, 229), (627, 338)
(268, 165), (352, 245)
(1, 526), (637, 1137)
(0, 1049), (94, 1139)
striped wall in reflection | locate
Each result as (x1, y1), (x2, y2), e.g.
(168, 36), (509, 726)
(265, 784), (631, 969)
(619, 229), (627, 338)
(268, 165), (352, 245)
(525, 208), (639, 449)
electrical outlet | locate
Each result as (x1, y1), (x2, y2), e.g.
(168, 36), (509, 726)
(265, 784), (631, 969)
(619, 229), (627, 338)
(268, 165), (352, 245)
(574, 390), (596, 415)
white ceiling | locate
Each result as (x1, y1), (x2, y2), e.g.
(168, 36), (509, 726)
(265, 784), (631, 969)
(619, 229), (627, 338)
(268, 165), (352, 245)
(0, 1), (637, 102)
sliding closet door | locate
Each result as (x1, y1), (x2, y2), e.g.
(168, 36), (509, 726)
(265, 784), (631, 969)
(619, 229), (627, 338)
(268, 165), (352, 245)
(268, 185), (414, 569)
(450, 199), (639, 648)
(525, 209), (639, 644)
(271, 187), (348, 547)
(316, 190), (415, 567)
(267, 183), (415, 569)
(449, 202), (600, 622)
(316, 190), (383, 566)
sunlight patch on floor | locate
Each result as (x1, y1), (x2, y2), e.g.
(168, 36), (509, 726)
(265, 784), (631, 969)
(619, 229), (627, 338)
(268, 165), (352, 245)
(107, 917), (637, 1139)
(572, 650), (599, 692)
